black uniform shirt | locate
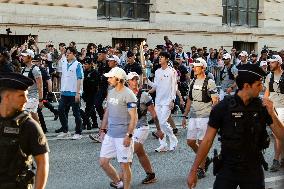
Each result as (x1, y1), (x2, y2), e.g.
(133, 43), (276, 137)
(97, 61), (111, 91)
(20, 117), (50, 156)
(208, 95), (273, 168)
(0, 114), (49, 182)
(124, 62), (142, 75)
(40, 67), (51, 96)
(208, 94), (272, 130)
(83, 68), (100, 97)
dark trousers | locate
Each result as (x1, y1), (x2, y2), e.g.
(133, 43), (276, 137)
(213, 166), (265, 189)
(58, 95), (82, 134)
(94, 90), (107, 120)
(81, 98), (98, 128)
(37, 101), (59, 133)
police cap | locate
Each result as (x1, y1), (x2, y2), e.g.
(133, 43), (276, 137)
(237, 64), (266, 82)
(83, 56), (92, 64)
(0, 72), (34, 91)
(97, 48), (107, 54)
(127, 51), (134, 58)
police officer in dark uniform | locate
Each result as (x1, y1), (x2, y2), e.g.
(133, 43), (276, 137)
(187, 64), (284, 189)
(0, 72), (49, 189)
(82, 56), (100, 129)
(95, 48), (110, 121)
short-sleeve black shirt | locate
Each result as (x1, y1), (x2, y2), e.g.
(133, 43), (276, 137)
(208, 95), (272, 130)
(20, 117), (50, 156)
(0, 114), (49, 182)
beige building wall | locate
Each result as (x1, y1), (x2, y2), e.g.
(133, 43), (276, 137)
(0, 0), (284, 52)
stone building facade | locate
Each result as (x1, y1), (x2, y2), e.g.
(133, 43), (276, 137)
(0, 0), (284, 52)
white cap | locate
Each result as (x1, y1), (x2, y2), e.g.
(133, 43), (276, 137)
(268, 55), (282, 64)
(192, 58), (207, 68)
(107, 55), (120, 64)
(104, 67), (127, 80)
(127, 72), (140, 80)
(21, 49), (35, 58)
(260, 61), (268, 67)
(239, 51), (248, 57)
(223, 53), (231, 60)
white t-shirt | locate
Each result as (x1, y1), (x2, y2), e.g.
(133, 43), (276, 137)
(153, 66), (177, 106)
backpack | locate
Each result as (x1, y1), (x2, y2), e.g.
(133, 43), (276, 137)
(22, 65), (37, 82)
(269, 72), (284, 94)
(220, 65), (235, 81)
(188, 77), (211, 103)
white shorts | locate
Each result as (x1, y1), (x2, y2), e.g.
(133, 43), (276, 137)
(133, 126), (149, 144)
(24, 98), (39, 113)
(276, 108), (284, 122)
(100, 135), (134, 163)
(187, 118), (209, 140)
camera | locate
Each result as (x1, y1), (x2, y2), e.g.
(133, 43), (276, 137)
(6, 28), (12, 35)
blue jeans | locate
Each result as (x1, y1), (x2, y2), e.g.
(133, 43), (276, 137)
(58, 95), (82, 134)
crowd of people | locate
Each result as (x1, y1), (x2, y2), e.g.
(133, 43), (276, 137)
(1, 35), (284, 189)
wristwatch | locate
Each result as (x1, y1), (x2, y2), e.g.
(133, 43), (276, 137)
(183, 115), (189, 119)
(39, 98), (43, 102)
(126, 133), (133, 138)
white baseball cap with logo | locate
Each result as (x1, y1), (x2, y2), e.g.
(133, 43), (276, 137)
(127, 72), (140, 80)
(21, 49), (35, 58)
(192, 58), (207, 68)
(268, 55), (282, 64)
(239, 51), (248, 57)
(223, 53), (232, 60)
(107, 55), (120, 64)
(260, 61), (268, 67)
(104, 67), (127, 80)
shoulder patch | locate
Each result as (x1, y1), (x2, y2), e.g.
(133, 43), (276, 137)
(127, 102), (137, 108)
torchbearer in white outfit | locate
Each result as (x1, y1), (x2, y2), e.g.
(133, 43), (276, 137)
(147, 51), (178, 152)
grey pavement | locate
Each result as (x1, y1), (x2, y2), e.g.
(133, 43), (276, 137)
(42, 107), (284, 189)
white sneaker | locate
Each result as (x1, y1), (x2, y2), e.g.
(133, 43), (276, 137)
(155, 145), (168, 152)
(169, 142), (178, 151)
(72, 134), (82, 140)
(89, 133), (101, 143)
(57, 132), (71, 139)
(110, 180), (123, 189)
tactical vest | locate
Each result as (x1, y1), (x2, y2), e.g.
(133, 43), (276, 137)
(136, 89), (147, 119)
(188, 77), (211, 103)
(220, 95), (270, 166)
(0, 112), (34, 184)
(220, 65), (235, 81)
(22, 65), (37, 82)
(269, 72), (284, 94)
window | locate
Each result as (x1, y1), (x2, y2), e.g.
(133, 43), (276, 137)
(112, 38), (145, 50)
(233, 41), (257, 53)
(0, 34), (37, 49)
(222, 0), (259, 27)
(98, 0), (151, 21)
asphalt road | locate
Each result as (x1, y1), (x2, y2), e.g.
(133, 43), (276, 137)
(43, 109), (284, 189)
